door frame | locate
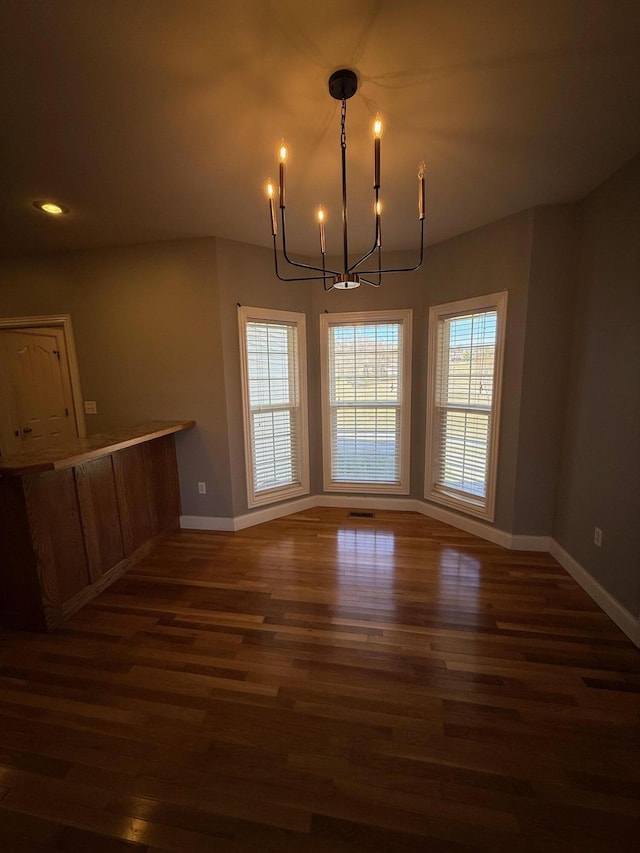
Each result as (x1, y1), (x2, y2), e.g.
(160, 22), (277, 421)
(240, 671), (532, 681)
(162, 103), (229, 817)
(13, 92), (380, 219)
(0, 314), (86, 439)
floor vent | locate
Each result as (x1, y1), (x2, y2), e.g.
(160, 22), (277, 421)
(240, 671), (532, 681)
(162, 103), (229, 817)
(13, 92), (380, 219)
(349, 511), (374, 518)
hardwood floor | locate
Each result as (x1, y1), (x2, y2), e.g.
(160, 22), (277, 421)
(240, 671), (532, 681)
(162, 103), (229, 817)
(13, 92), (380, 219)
(0, 507), (639, 852)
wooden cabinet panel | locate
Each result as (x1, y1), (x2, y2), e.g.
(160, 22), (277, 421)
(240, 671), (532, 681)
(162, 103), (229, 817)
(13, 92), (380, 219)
(75, 456), (125, 582)
(148, 435), (181, 533)
(112, 443), (155, 554)
(113, 436), (180, 555)
(0, 475), (46, 630)
(23, 469), (91, 606)
(0, 424), (190, 632)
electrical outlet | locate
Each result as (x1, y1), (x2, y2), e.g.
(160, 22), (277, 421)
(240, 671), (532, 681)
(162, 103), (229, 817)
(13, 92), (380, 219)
(594, 526), (602, 548)
(197, 481), (206, 495)
(84, 400), (97, 415)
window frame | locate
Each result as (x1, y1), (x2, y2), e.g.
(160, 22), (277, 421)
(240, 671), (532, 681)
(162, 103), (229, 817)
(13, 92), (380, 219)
(424, 291), (507, 521)
(320, 308), (412, 495)
(238, 305), (310, 509)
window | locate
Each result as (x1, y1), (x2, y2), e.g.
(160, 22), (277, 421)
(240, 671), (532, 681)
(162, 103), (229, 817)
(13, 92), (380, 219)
(425, 292), (507, 520)
(238, 306), (309, 508)
(320, 309), (412, 493)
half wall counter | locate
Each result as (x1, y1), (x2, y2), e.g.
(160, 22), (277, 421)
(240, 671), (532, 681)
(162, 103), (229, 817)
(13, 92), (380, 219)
(0, 420), (194, 631)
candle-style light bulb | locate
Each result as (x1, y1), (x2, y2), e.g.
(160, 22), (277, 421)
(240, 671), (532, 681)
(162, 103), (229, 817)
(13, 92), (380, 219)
(317, 205), (326, 254)
(266, 179), (277, 236)
(373, 115), (383, 190)
(418, 160), (426, 220)
(278, 141), (288, 208)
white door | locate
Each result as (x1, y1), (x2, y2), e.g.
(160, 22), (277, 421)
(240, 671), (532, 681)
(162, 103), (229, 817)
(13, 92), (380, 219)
(0, 328), (78, 456)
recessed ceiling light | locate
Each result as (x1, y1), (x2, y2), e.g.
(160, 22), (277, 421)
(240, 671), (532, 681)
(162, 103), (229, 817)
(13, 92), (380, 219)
(33, 200), (70, 215)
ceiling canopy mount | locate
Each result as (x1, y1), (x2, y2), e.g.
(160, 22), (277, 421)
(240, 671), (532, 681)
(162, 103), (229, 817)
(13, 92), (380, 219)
(328, 68), (358, 101)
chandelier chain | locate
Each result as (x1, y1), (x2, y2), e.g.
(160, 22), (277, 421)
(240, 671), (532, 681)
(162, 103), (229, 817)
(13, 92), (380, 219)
(340, 99), (347, 150)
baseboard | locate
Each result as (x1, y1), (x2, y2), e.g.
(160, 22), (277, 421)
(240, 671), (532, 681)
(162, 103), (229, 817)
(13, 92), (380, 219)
(414, 500), (509, 548)
(412, 500), (550, 552)
(180, 515), (236, 531)
(549, 540), (640, 648)
(182, 495), (549, 551)
(180, 497), (409, 532)
(318, 494), (535, 551)
(231, 496), (318, 531)
(181, 495), (318, 532)
(316, 494), (420, 513)
(505, 533), (552, 552)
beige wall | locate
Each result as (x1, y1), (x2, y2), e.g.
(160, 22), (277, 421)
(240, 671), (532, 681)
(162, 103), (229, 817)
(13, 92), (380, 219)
(554, 153), (640, 616)
(512, 205), (579, 535)
(0, 238), (234, 517)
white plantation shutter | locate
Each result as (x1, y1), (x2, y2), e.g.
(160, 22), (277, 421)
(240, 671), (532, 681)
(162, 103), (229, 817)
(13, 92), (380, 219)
(246, 321), (299, 491)
(435, 311), (495, 498)
(321, 311), (412, 493)
(426, 293), (507, 520)
(239, 307), (309, 507)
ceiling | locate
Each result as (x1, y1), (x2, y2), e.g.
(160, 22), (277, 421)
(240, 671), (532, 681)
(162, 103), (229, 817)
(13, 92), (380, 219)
(2, 0), (640, 261)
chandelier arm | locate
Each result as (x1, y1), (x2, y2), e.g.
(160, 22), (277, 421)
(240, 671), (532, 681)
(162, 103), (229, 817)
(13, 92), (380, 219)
(272, 237), (335, 284)
(358, 244), (382, 287)
(349, 187), (381, 272)
(279, 207), (340, 277)
(348, 239), (380, 272)
(369, 245), (383, 287)
(355, 219), (425, 275)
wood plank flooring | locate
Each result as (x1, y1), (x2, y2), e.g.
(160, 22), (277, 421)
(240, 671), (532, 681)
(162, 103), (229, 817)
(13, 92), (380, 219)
(0, 507), (639, 852)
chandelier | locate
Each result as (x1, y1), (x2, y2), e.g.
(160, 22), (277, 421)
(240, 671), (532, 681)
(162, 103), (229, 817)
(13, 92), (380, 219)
(266, 68), (426, 291)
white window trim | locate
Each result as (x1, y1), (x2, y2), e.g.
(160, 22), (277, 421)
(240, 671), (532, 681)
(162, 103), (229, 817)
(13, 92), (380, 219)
(238, 305), (310, 509)
(320, 309), (412, 495)
(424, 291), (507, 522)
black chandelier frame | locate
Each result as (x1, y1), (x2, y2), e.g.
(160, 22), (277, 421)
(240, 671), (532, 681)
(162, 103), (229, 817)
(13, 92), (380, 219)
(268, 68), (425, 291)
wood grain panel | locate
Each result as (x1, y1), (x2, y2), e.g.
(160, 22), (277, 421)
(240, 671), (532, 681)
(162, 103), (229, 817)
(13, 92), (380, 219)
(112, 444), (155, 555)
(75, 456), (125, 582)
(0, 507), (637, 851)
(147, 434), (181, 533)
(23, 469), (90, 609)
(1, 428), (184, 632)
(0, 475), (46, 630)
